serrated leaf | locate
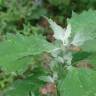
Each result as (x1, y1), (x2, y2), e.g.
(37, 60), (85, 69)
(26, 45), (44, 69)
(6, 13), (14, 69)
(0, 34), (54, 73)
(58, 67), (96, 96)
(68, 10), (96, 52)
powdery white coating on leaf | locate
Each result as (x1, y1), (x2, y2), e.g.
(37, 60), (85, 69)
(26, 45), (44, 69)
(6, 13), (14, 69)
(71, 32), (92, 46)
(57, 56), (65, 64)
(38, 76), (54, 83)
(39, 73), (58, 83)
(32, 0), (43, 6)
(64, 24), (71, 45)
(63, 52), (72, 65)
(48, 19), (71, 45)
(48, 19), (65, 41)
(51, 48), (61, 57)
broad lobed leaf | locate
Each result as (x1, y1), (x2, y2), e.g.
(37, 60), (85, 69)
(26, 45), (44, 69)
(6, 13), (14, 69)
(0, 34), (54, 73)
(58, 67), (96, 96)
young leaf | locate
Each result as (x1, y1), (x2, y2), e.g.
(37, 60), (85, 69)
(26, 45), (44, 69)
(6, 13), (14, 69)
(48, 19), (71, 45)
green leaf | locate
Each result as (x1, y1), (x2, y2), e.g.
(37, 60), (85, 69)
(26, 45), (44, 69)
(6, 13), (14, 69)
(58, 67), (96, 96)
(0, 0), (4, 5)
(72, 52), (91, 63)
(48, 0), (70, 6)
(4, 68), (46, 96)
(0, 34), (54, 73)
(68, 10), (96, 52)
